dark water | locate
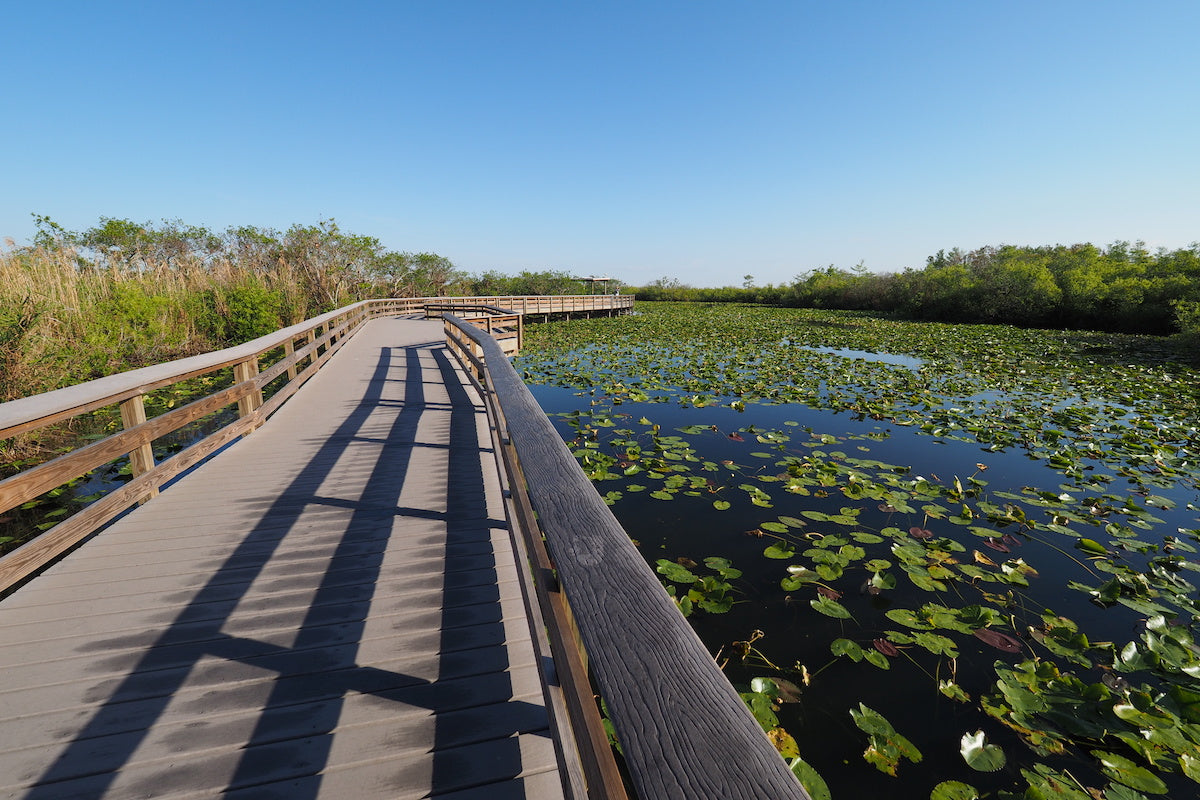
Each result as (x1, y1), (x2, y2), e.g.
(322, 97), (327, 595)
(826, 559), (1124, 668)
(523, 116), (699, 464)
(527, 382), (1200, 798)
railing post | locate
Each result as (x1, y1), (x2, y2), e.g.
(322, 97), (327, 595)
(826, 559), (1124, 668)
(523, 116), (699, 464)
(304, 328), (317, 365)
(471, 335), (483, 376)
(118, 394), (158, 502)
(284, 338), (297, 381)
(234, 356), (263, 425)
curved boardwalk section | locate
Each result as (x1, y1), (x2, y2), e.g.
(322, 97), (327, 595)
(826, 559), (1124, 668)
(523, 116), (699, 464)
(0, 318), (566, 799)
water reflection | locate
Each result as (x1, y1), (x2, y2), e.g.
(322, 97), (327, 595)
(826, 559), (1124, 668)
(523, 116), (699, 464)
(800, 345), (925, 370)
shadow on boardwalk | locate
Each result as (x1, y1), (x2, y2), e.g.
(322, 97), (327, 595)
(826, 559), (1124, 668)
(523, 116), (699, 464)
(5, 329), (559, 799)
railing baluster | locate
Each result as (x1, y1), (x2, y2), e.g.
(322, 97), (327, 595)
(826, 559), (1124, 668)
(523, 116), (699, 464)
(233, 357), (263, 425)
(284, 338), (297, 380)
(118, 394), (158, 502)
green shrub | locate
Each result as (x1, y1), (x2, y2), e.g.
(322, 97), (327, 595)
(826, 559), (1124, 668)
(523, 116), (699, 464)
(73, 285), (194, 378)
(1171, 299), (1200, 347)
(222, 282), (282, 343)
(0, 297), (42, 400)
(198, 281), (284, 345)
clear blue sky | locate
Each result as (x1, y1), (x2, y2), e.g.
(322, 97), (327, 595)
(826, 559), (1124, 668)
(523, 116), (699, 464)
(2, 1), (1197, 287)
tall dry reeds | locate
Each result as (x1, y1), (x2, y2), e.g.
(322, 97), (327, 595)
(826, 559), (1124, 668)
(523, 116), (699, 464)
(0, 242), (330, 402)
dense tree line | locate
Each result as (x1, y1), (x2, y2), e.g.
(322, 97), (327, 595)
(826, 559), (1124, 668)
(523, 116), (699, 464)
(633, 242), (1200, 339)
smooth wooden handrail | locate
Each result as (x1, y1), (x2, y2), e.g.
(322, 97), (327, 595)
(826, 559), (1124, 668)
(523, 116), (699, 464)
(442, 315), (809, 800)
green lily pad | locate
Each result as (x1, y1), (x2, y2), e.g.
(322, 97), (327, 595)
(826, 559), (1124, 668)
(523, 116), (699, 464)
(930, 781), (980, 800)
(788, 755), (831, 800)
(960, 730), (1006, 771)
(1091, 750), (1168, 794)
(810, 595), (853, 619)
(764, 541), (796, 559)
(850, 703), (921, 775)
(831, 638), (864, 661)
(655, 560), (696, 583)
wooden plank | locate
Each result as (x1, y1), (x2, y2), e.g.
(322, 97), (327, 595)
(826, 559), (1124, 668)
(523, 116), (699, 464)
(233, 357), (263, 420)
(0, 408), (264, 592)
(0, 307), (367, 584)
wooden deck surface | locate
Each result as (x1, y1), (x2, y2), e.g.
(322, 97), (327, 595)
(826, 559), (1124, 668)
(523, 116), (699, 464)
(0, 318), (568, 799)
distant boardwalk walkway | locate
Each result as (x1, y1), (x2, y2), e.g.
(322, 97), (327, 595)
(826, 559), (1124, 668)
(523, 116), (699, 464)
(0, 318), (566, 798)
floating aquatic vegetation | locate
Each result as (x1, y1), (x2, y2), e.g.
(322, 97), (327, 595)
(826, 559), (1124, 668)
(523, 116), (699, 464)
(520, 302), (1200, 798)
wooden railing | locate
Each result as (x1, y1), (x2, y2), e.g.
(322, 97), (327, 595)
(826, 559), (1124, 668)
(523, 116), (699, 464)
(429, 294), (634, 317)
(0, 295), (627, 591)
(442, 315), (809, 800)
(425, 303), (524, 355)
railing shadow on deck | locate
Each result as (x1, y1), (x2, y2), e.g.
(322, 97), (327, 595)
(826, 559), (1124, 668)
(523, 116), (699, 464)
(20, 340), (549, 798)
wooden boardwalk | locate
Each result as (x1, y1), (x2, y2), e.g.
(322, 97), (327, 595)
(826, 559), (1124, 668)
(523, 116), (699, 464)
(0, 318), (570, 799)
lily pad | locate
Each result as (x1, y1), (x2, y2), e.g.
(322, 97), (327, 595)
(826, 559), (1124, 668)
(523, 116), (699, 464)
(973, 628), (1022, 653)
(810, 595), (853, 619)
(763, 541), (796, 559)
(960, 730), (1006, 771)
(1091, 750), (1168, 794)
(788, 755), (832, 800)
(930, 781), (980, 800)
